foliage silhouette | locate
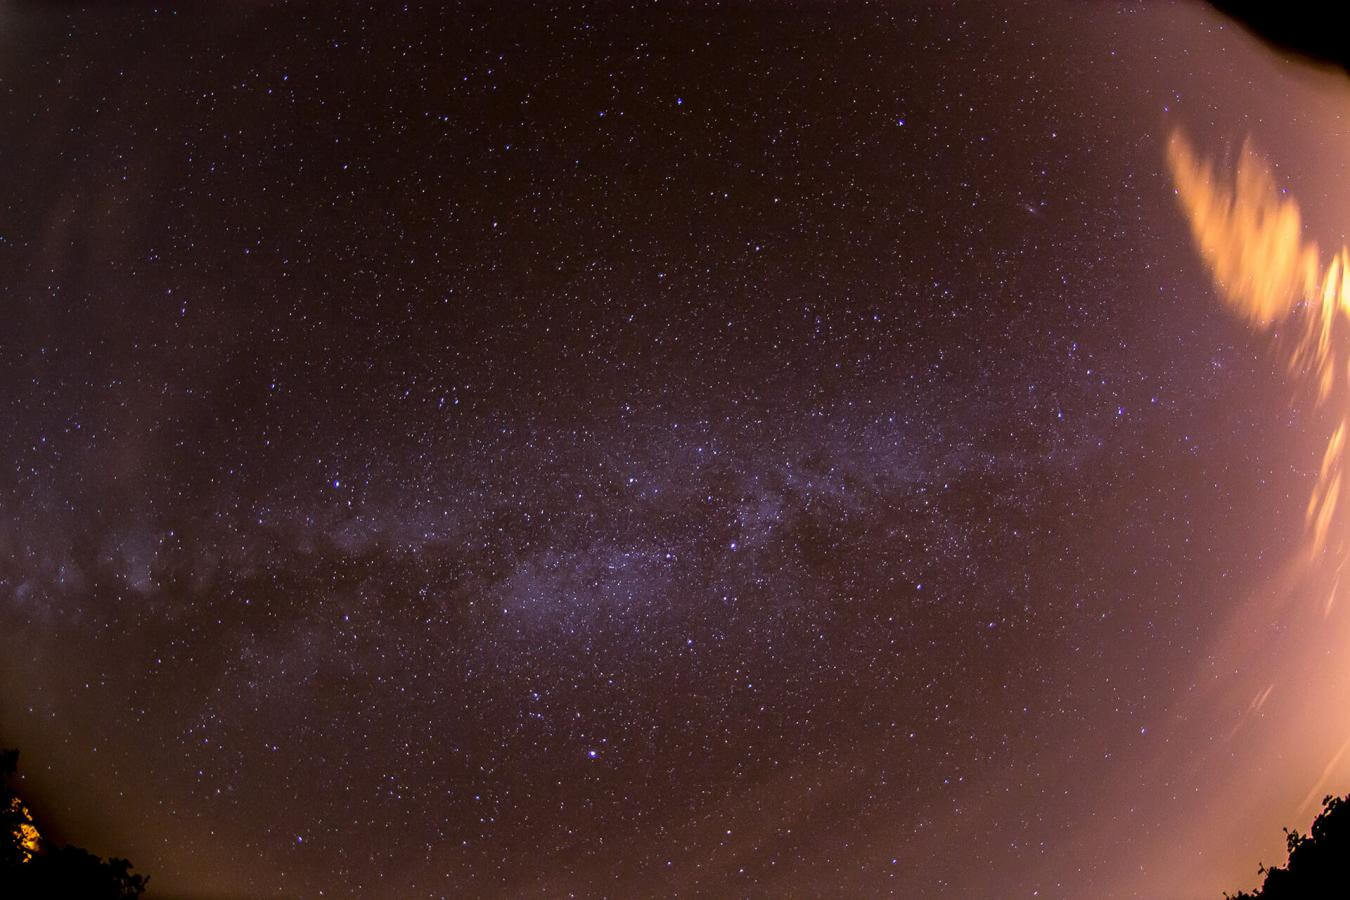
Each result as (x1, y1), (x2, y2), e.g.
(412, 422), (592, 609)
(1226, 793), (1350, 898)
(1, 747), (148, 898)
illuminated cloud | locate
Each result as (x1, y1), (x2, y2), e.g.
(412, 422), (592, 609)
(1168, 129), (1350, 555)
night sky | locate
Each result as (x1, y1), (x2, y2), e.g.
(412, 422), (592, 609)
(4, 2), (1350, 897)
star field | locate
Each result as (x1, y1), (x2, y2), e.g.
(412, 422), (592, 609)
(4, 3), (1350, 897)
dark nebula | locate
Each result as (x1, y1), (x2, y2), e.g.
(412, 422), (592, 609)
(3, 2), (1350, 897)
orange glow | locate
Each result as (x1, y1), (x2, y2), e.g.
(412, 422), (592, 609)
(9, 795), (39, 862)
(1165, 128), (1350, 896)
(1167, 129), (1350, 556)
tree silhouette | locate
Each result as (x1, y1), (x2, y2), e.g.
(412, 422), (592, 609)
(1226, 793), (1350, 898)
(1, 748), (148, 898)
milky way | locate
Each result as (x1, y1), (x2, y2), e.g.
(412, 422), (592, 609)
(4, 3), (1350, 897)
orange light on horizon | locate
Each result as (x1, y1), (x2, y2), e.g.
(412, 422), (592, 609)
(9, 795), (39, 862)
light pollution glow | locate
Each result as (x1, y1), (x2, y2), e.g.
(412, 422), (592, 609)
(9, 796), (39, 863)
(1161, 127), (1350, 894)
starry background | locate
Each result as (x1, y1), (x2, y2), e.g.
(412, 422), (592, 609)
(3, 2), (1350, 897)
